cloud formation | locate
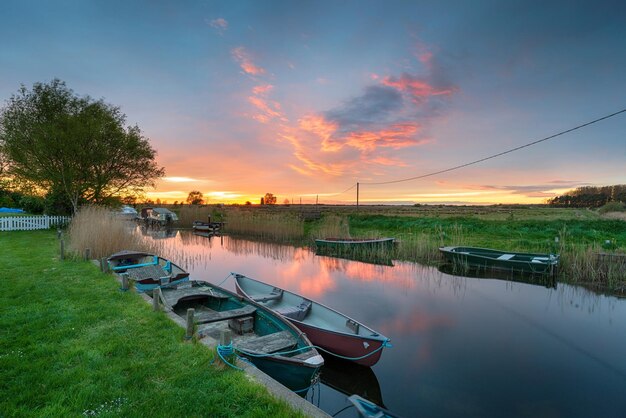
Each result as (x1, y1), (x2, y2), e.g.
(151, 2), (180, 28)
(231, 47), (265, 76)
(208, 18), (228, 35)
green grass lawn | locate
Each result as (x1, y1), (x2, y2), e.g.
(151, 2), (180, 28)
(0, 230), (301, 418)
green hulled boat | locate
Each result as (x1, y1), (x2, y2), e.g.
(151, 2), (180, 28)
(439, 246), (559, 276)
(315, 237), (395, 249)
(158, 281), (324, 392)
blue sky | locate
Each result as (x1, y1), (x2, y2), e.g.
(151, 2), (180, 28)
(1, 0), (624, 204)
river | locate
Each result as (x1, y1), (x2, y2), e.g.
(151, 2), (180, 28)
(142, 229), (626, 417)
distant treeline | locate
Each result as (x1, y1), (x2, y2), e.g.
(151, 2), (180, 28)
(548, 185), (626, 208)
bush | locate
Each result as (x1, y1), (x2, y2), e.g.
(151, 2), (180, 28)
(18, 195), (46, 214)
(598, 201), (626, 214)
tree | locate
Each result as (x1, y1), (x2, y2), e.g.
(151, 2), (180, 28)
(0, 79), (164, 214)
(283, 198), (290, 205)
(263, 192), (277, 205)
(186, 190), (204, 205)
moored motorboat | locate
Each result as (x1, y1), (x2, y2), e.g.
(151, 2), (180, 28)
(107, 250), (189, 292)
(233, 273), (390, 367)
(439, 246), (559, 276)
(158, 280), (324, 391)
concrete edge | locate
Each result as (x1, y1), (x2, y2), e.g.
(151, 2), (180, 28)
(96, 263), (329, 418)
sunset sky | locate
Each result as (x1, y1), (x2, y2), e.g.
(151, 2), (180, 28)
(1, 1), (624, 204)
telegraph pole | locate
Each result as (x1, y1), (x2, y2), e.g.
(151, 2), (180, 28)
(356, 182), (359, 209)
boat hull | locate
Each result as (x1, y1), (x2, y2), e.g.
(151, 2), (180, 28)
(291, 320), (385, 367)
(315, 237), (395, 249)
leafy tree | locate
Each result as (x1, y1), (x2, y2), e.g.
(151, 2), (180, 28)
(263, 192), (277, 205)
(186, 190), (204, 205)
(0, 79), (165, 213)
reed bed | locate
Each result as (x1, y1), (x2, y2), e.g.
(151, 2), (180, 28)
(223, 208), (305, 242)
(312, 214), (351, 240)
(173, 205), (214, 228)
(67, 206), (152, 259)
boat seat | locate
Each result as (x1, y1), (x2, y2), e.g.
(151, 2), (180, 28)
(276, 299), (312, 321)
(126, 264), (171, 282)
(194, 305), (257, 324)
(250, 288), (284, 303)
(237, 330), (297, 354)
(531, 257), (550, 263)
(497, 254), (515, 260)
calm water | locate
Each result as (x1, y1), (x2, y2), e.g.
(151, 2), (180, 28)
(144, 229), (626, 417)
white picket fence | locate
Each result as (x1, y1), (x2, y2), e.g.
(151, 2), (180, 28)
(0, 215), (71, 231)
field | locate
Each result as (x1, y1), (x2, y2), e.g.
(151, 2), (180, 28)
(0, 230), (301, 418)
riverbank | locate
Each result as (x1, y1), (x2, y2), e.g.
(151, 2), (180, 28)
(0, 230), (304, 417)
(210, 204), (626, 293)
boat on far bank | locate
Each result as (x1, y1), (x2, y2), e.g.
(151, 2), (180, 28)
(315, 237), (395, 249)
(233, 273), (391, 367)
(439, 246), (559, 276)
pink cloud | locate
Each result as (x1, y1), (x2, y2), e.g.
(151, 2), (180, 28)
(247, 96), (285, 123)
(382, 73), (454, 103)
(345, 123), (422, 151)
(231, 47), (265, 76)
(252, 84), (274, 95)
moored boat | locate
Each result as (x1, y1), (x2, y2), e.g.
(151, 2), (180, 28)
(315, 237), (395, 249)
(107, 250), (190, 292)
(159, 280), (324, 391)
(439, 246), (559, 276)
(233, 273), (391, 367)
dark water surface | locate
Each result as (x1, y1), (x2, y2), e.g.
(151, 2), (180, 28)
(145, 230), (626, 417)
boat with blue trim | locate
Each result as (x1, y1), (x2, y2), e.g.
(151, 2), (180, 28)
(439, 246), (559, 276)
(107, 250), (190, 292)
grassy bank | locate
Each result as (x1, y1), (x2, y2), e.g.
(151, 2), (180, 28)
(0, 230), (301, 417)
(213, 205), (626, 292)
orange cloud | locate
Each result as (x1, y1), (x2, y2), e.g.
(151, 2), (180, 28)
(247, 96), (285, 123)
(252, 84), (274, 95)
(299, 114), (339, 151)
(231, 46), (265, 76)
(382, 74), (454, 102)
(345, 123), (421, 151)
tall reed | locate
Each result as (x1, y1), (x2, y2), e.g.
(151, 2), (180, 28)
(67, 206), (150, 259)
(173, 205), (214, 228)
(223, 208), (305, 242)
(312, 215), (351, 239)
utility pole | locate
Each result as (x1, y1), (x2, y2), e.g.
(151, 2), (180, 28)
(316, 195), (318, 206)
(356, 182), (360, 209)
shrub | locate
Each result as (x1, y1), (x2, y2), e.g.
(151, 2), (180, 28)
(598, 201), (626, 214)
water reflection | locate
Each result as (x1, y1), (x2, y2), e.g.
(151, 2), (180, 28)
(137, 230), (626, 418)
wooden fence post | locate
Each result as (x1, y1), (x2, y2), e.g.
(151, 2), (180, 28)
(120, 273), (129, 291)
(60, 239), (65, 260)
(100, 257), (109, 273)
(185, 308), (195, 340)
(84, 248), (91, 261)
(152, 288), (161, 311)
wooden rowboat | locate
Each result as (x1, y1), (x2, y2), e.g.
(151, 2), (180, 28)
(233, 273), (391, 367)
(107, 250), (189, 292)
(315, 237), (395, 249)
(439, 246), (559, 276)
(159, 280), (324, 392)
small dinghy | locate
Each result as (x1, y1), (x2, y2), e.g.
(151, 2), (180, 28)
(439, 246), (559, 276)
(107, 250), (189, 292)
(233, 273), (390, 367)
(315, 237), (395, 249)
(158, 280), (324, 392)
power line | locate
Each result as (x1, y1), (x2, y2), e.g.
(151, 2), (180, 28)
(327, 183), (357, 196)
(361, 108), (626, 186)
